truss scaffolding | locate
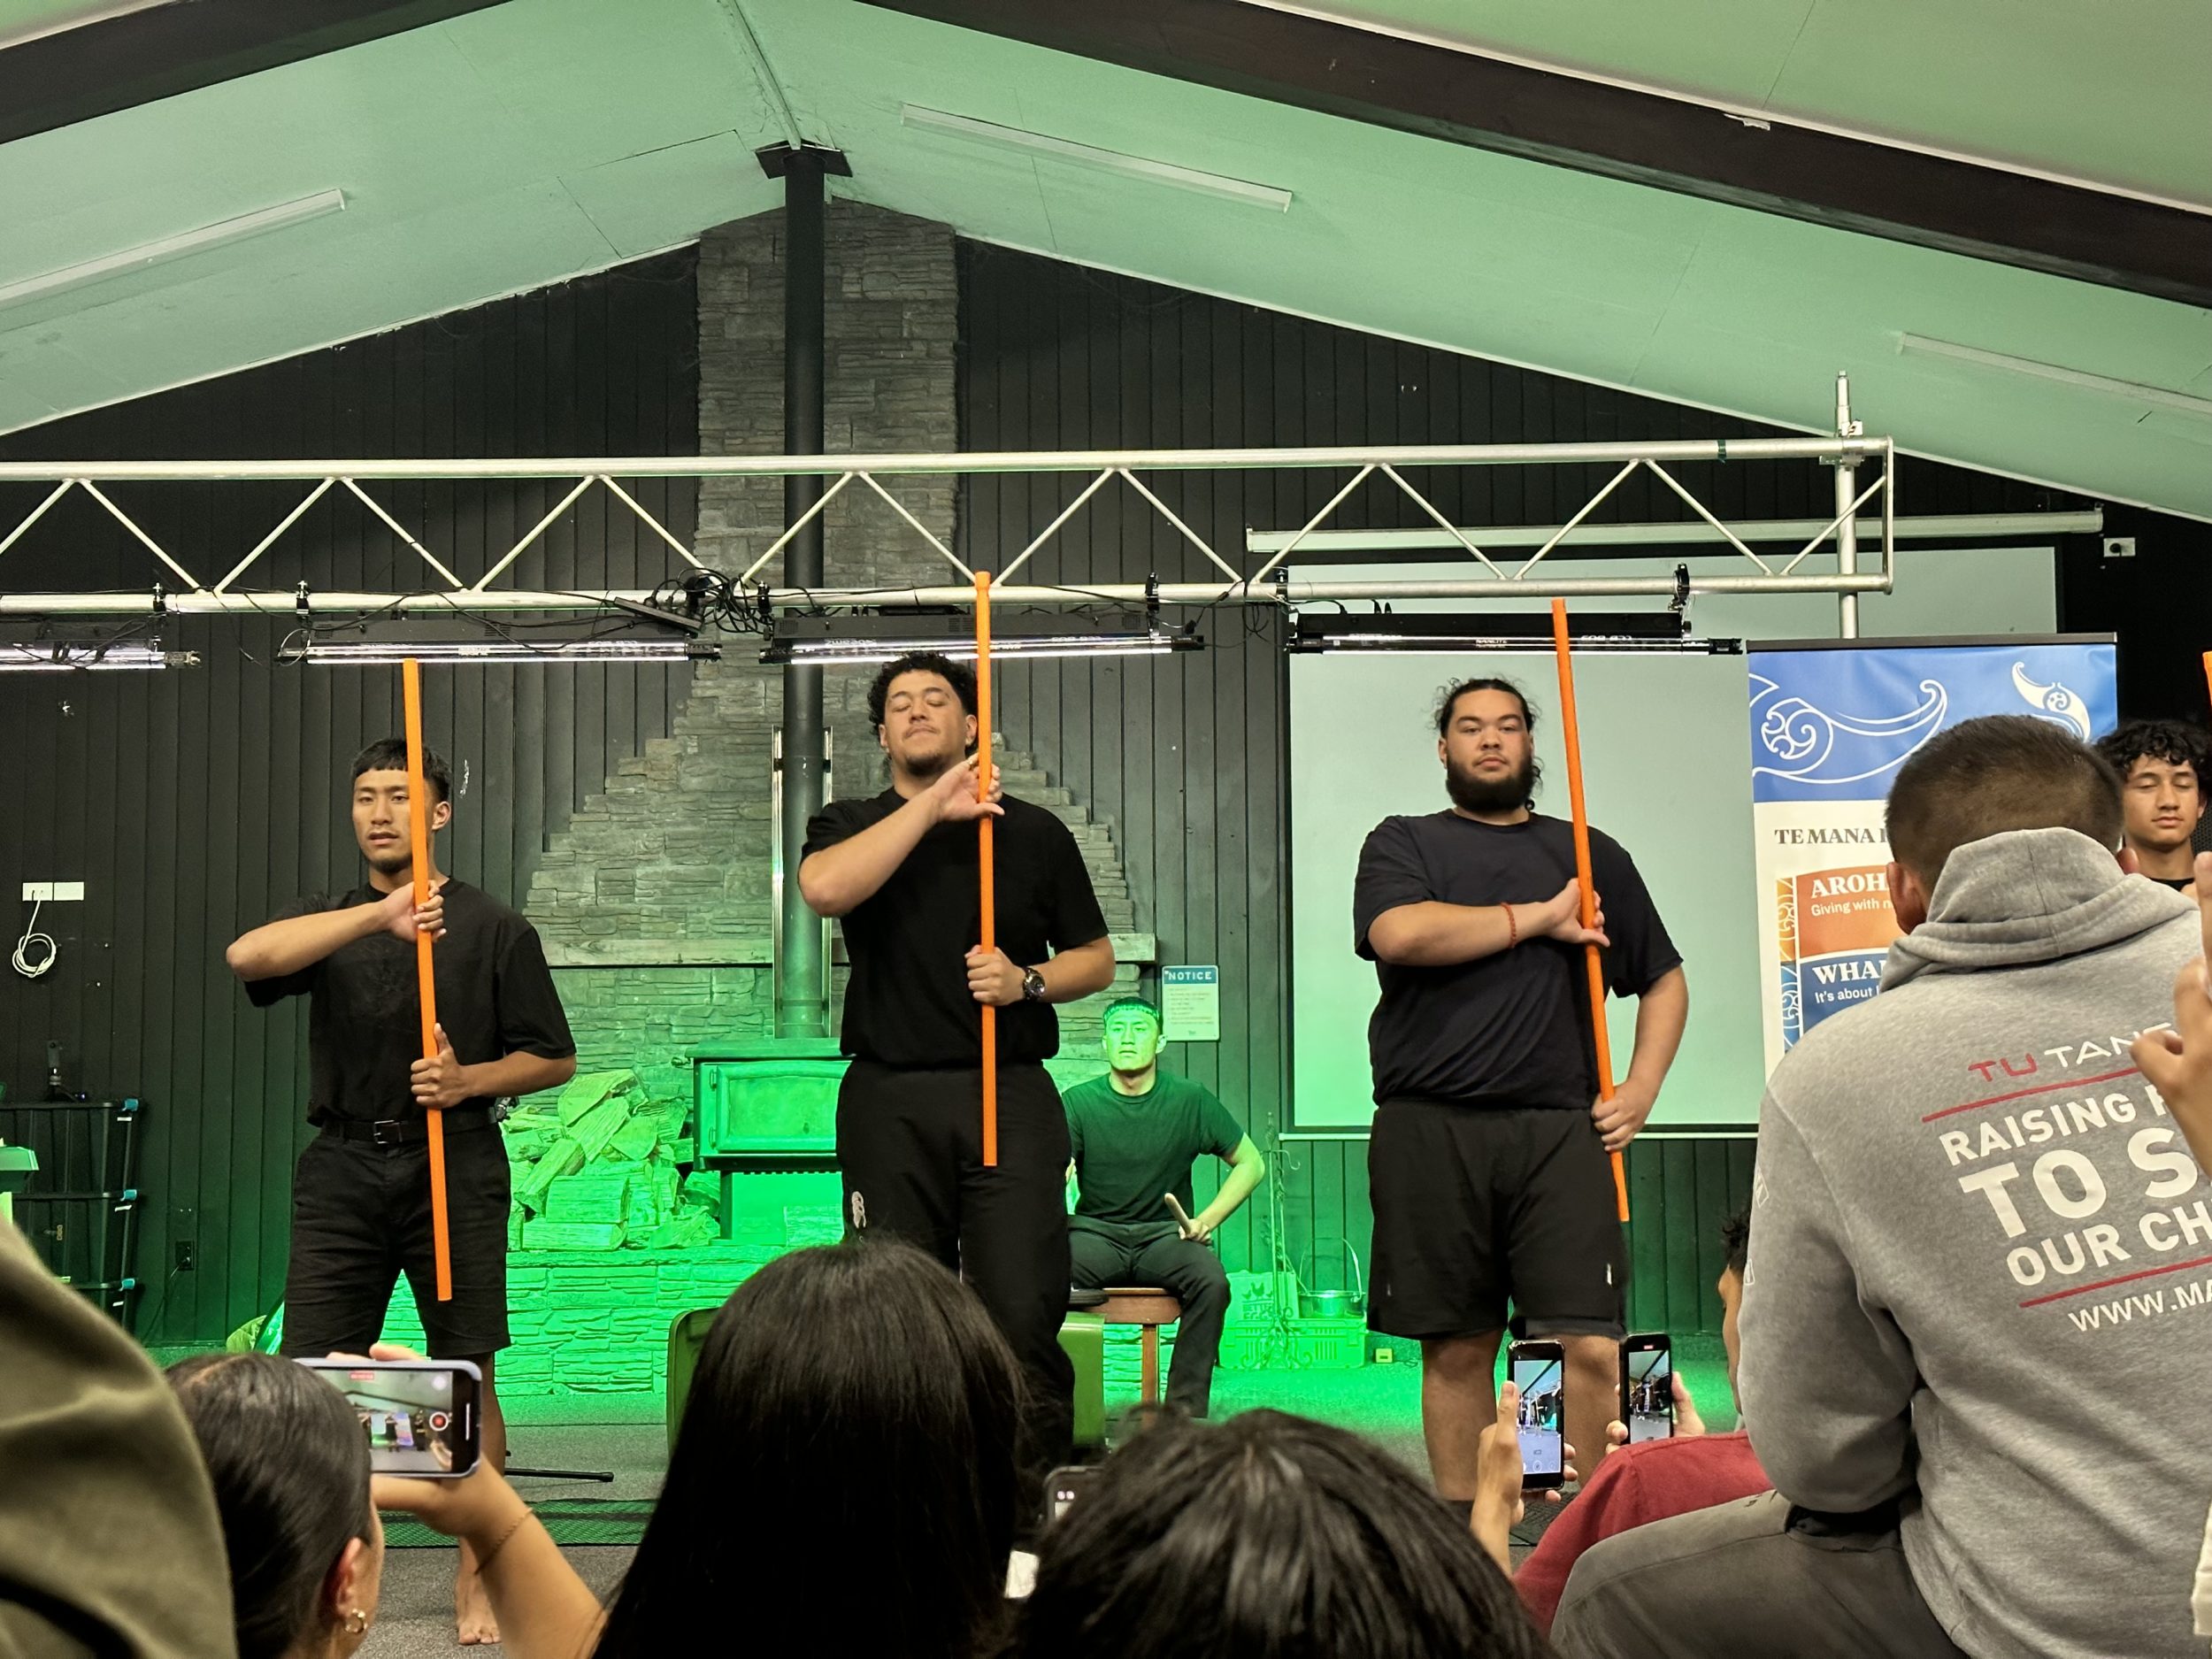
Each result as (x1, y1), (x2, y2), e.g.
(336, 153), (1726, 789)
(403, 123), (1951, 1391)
(0, 379), (1924, 635)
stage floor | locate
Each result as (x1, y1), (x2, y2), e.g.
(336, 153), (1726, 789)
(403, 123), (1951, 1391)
(363, 1357), (1736, 1655)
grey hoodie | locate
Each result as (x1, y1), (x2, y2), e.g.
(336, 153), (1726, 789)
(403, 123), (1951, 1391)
(1740, 827), (2207, 1659)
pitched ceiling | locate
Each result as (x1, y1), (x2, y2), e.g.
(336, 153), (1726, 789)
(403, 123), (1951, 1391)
(0, 0), (2206, 518)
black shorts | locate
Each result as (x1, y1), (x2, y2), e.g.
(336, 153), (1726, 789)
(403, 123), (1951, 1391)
(1366, 1100), (1624, 1341)
(279, 1116), (512, 1359)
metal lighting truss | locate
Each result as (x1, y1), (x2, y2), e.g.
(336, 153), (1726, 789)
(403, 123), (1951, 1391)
(0, 377), (1957, 636)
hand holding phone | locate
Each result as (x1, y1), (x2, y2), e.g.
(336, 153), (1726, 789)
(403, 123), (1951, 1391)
(1620, 1334), (1675, 1445)
(297, 1356), (482, 1479)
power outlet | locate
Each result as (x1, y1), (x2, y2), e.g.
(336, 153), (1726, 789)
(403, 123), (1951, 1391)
(174, 1239), (196, 1271)
(19, 882), (85, 902)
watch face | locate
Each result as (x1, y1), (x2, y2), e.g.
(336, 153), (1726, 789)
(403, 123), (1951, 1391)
(1024, 969), (1047, 1001)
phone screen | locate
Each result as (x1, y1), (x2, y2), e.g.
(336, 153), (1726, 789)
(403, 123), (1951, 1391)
(302, 1361), (480, 1478)
(1509, 1350), (1565, 1478)
(1045, 1465), (1096, 1525)
(1625, 1340), (1674, 1444)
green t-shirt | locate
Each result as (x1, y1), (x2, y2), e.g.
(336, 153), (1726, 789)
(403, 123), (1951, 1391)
(1064, 1071), (1245, 1231)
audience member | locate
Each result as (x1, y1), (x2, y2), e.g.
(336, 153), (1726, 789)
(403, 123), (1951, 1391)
(1064, 995), (1268, 1417)
(167, 1353), (385, 1659)
(1007, 1407), (1553, 1658)
(2096, 719), (2208, 892)
(0, 1216), (235, 1657)
(2133, 850), (2212, 1648)
(1512, 1208), (1769, 1634)
(1555, 716), (2209, 1657)
(595, 1236), (1023, 1659)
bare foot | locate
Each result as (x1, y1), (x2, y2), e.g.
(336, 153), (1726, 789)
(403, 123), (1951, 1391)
(455, 1563), (500, 1647)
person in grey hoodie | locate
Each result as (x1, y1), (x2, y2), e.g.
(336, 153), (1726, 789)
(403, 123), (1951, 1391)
(1555, 715), (2209, 1659)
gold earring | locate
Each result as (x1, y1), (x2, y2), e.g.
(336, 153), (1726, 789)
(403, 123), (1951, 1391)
(343, 1609), (370, 1636)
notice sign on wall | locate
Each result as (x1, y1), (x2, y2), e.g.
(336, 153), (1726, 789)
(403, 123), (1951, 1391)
(1161, 965), (1220, 1042)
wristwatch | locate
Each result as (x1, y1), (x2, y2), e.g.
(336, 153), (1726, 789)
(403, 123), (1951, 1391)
(1021, 967), (1048, 1003)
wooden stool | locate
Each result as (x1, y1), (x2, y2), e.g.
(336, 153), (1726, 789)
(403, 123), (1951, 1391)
(1095, 1286), (1184, 1406)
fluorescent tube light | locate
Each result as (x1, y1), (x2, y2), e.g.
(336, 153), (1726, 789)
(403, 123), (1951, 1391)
(280, 638), (718, 666)
(0, 639), (194, 671)
(764, 609), (1204, 665)
(900, 104), (1292, 211)
(1291, 611), (1738, 654)
(0, 188), (348, 313)
(1898, 334), (2212, 419)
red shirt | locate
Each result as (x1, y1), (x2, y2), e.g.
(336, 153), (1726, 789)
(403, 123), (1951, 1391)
(1515, 1432), (1770, 1635)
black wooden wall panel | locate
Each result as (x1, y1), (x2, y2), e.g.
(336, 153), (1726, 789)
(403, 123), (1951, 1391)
(954, 241), (2192, 1333)
(0, 250), (700, 1346)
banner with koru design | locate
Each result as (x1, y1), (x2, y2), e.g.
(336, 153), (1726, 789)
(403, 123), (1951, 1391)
(1747, 637), (2119, 1074)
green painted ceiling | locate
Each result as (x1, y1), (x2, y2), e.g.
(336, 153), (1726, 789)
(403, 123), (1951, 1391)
(0, 0), (2207, 519)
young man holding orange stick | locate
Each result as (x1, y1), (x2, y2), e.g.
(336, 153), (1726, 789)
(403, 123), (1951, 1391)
(227, 737), (576, 1644)
(1355, 675), (1687, 1509)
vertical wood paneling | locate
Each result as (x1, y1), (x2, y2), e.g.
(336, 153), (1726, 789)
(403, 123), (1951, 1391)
(0, 250), (700, 1346)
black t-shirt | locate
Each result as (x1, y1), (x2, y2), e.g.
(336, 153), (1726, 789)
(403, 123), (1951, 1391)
(2151, 875), (2194, 893)
(245, 879), (575, 1124)
(803, 791), (1110, 1067)
(1353, 812), (1680, 1109)
(1064, 1071), (1245, 1232)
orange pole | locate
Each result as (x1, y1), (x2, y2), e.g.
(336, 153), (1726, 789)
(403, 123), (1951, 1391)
(402, 660), (453, 1301)
(1549, 601), (1632, 1225)
(977, 572), (998, 1168)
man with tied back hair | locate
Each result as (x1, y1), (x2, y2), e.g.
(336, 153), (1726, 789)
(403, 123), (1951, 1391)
(1356, 676), (1688, 1513)
(1555, 716), (2212, 1659)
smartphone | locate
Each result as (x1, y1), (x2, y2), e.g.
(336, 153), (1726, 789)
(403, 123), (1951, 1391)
(1044, 1464), (1099, 1525)
(1621, 1333), (1675, 1444)
(1505, 1339), (1566, 1490)
(297, 1358), (482, 1479)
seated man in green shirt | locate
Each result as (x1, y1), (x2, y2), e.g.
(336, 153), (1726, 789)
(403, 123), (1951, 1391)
(1063, 995), (1268, 1417)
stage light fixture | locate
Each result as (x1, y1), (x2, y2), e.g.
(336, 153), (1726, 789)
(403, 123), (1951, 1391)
(761, 609), (1203, 665)
(0, 638), (195, 671)
(1290, 611), (1740, 655)
(277, 614), (717, 666)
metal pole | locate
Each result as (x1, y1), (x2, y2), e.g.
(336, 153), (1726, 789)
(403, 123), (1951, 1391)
(1834, 372), (1861, 639)
(776, 148), (829, 1039)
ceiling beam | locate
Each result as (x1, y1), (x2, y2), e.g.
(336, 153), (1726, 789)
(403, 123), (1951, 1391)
(861, 0), (2212, 309)
(0, 0), (508, 146)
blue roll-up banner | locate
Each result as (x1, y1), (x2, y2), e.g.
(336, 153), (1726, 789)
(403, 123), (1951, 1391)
(1748, 638), (2118, 1073)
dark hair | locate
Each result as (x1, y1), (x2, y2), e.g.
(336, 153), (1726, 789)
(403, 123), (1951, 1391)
(1885, 715), (2123, 887)
(1102, 995), (1163, 1032)
(1007, 1409), (1553, 1659)
(595, 1238), (1023, 1659)
(867, 652), (978, 730)
(166, 1353), (374, 1659)
(1435, 676), (1536, 740)
(2095, 718), (2208, 790)
(1721, 1204), (1752, 1280)
(350, 737), (453, 805)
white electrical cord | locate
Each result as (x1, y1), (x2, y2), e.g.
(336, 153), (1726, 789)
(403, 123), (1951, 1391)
(12, 898), (56, 979)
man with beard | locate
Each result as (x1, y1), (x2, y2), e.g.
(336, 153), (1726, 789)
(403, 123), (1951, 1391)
(227, 738), (576, 1645)
(800, 651), (1116, 1489)
(1355, 678), (1687, 1509)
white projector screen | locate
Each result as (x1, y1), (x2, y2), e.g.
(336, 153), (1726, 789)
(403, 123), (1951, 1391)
(1286, 549), (2056, 1131)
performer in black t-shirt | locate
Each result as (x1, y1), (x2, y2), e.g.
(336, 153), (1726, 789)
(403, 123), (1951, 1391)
(227, 738), (575, 1645)
(800, 651), (1116, 1484)
(1062, 995), (1266, 1417)
(1355, 677), (1687, 1505)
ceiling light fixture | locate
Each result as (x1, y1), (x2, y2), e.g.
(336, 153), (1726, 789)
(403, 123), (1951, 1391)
(1898, 334), (2212, 419)
(899, 104), (1292, 211)
(763, 609), (1204, 665)
(1291, 611), (1739, 655)
(0, 188), (348, 314)
(0, 638), (194, 671)
(277, 614), (716, 666)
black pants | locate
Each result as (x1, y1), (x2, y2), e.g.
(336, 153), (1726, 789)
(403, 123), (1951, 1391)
(836, 1060), (1075, 1494)
(1068, 1222), (1231, 1417)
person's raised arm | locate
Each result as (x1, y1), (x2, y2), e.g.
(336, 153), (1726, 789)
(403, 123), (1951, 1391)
(797, 757), (1001, 918)
(1366, 878), (1607, 967)
(2134, 851), (2212, 1169)
(227, 884), (443, 981)
(373, 1465), (601, 1659)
